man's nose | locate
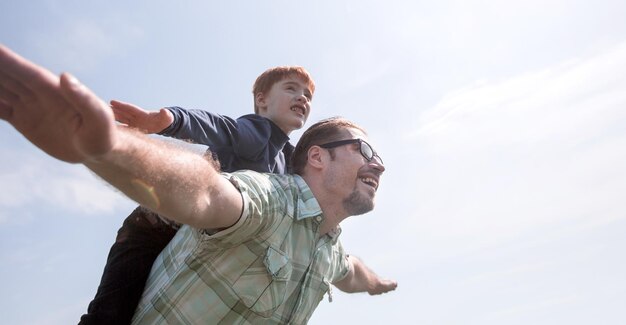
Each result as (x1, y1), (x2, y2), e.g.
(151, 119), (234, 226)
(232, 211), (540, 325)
(369, 158), (385, 173)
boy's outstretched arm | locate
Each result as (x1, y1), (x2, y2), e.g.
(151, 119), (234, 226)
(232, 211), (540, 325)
(0, 44), (242, 230)
(111, 99), (174, 133)
(333, 255), (398, 295)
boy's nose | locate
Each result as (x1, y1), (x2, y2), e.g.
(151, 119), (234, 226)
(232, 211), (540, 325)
(295, 93), (308, 103)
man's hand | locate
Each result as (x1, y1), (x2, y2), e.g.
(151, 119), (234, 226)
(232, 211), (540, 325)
(333, 255), (398, 295)
(366, 276), (398, 295)
(0, 44), (243, 229)
(0, 44), (116, 163)
(111, 99), (174, 134)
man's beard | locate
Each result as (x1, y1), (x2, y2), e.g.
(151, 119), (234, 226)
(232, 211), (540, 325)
(342, 188), (374, 216)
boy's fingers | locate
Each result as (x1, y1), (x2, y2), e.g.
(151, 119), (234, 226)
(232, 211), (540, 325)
(110, 99), (140, 118)
(110, 99), (133, 108)
(110, 99), (126, 107)
(111, 106), (132, 124)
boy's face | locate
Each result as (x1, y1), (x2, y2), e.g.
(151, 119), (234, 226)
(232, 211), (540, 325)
(256, 77), (312, 135)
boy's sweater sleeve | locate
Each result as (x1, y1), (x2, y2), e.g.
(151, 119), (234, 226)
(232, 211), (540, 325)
(157, 107), (270, 160)
(158, 106), (238, 148)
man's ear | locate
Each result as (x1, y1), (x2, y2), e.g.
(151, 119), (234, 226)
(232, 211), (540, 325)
(307, 146), (325, 170)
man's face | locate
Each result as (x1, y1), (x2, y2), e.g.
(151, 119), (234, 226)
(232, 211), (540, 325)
(323, 128), (385, 216)
(256, 77), (312, 135)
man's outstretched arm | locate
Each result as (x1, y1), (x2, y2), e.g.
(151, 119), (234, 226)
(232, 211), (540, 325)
(0, 44), (242, 230)
(333, 255), (398, 295)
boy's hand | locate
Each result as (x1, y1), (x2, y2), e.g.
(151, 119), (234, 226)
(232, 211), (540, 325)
(0, 45), (117, 163)
(111, 99), (174, 134)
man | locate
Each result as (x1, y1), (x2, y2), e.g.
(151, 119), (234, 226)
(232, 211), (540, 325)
(82, 66), (316, 324)
(0, 45), (397, 324)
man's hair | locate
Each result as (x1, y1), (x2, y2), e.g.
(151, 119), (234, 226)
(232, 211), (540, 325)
(252, 66), (315, 114)
(291, 117), (367, 175)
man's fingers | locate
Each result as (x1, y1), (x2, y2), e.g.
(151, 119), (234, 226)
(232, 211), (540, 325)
(0, 70), (35, 101)
(382, 280), (398, 293)
(60, 73), (112, 126)
(384, 279), (398, 290)
(0, 82), (19, 104)
(0, 70), (21, 105)
(0, 45), (58, 92)
(60, 73), (116, 156)
(369, 279), (398, 295)
(0, 98), (13, 121)
(0, 44), (73, 122)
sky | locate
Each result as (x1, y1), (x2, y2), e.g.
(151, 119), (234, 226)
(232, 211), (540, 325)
(1, 0), (625, 324)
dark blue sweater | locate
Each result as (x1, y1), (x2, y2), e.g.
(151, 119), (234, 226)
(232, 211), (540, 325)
(159, 106), (293, 174)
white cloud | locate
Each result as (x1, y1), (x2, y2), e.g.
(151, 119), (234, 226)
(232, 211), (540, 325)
(30, 18), (144, 73)
(486, 294), (582, 321)
(26, 298), (91, 325)
(414, 43), (626, 150)
(0, 149), (132, 221)
(399, 42), (626, 252)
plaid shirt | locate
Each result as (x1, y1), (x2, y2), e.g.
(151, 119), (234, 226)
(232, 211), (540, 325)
(132, 171), (350, 324)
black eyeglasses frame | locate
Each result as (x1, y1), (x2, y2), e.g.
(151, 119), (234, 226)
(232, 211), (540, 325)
(318, 138), (383, 165)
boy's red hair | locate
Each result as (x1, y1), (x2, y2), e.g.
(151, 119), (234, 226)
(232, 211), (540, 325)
(252, 66), (315, 114)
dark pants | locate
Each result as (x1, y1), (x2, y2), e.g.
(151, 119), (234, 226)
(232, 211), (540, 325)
(78, 207), (178, 325)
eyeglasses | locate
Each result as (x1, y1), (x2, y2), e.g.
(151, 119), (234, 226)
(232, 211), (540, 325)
(318, 138), (383, 165)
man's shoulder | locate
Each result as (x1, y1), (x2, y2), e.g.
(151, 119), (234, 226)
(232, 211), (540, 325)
(224, 171), (305, 195)
(226, 170), (294, 185)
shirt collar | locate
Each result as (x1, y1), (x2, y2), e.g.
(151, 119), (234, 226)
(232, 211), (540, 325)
(292, 175), (343, 241)
(266, 117), (290, 150)
(292, 175), (322, 221)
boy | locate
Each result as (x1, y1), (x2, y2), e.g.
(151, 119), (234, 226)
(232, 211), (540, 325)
(79, 66), (314, 324)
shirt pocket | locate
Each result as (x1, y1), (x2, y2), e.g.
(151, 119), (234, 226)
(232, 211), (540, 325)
(231, 246), (292, 317)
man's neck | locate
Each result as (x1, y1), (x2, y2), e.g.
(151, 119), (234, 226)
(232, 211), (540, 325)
(302, 174), (348, 236)
(318, 218), (341, 236)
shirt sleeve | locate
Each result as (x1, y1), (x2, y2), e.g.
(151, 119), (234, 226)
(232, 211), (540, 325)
(330, 239), (351, 283)
(158, 108), (272, 161)
(158, 106), (237, 148)
(198, 171), (285, 249)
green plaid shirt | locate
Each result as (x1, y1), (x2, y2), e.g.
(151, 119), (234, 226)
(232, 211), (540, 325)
(132, 171), (350, 324)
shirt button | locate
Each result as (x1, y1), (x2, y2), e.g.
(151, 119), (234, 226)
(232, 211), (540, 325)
(316, 216), (322, 222)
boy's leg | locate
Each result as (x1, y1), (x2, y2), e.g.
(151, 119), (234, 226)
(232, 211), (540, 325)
(78, 207), (178, 325)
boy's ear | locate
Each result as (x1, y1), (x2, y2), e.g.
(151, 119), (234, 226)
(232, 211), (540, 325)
(255, 92), (267, 110)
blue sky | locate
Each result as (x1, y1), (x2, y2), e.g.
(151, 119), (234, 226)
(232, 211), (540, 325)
(1, 0), (626, 324)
